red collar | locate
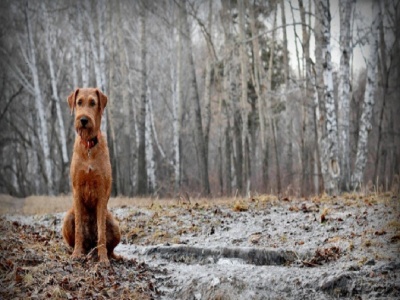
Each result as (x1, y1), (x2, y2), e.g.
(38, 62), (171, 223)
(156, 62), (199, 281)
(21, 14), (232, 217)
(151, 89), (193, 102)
(81, 132), (100, 150)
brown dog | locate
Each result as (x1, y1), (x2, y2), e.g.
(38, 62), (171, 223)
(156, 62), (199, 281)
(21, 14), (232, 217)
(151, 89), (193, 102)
(62, 88), (120, 265)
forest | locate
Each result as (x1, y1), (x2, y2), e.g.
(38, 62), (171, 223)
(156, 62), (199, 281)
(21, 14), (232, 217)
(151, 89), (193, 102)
(0, 0), (399, 198)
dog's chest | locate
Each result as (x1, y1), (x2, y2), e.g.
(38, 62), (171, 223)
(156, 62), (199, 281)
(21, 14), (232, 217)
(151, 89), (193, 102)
(73, 160), (106, 206)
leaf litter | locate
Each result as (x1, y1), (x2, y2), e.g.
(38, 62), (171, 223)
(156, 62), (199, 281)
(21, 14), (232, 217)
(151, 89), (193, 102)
(1, 193), (399, 299)
(0, 217), (160, 299)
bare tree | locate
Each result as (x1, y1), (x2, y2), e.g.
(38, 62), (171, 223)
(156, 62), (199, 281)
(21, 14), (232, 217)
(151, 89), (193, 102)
(137, 5), (148, 195)
(42, 2), (69, 172)
(338, 0), (355, 191)
(25, 2), (54, 195)
(317, 0), (340, 194)
(182, 0), (210, 195)
(352, 2), (380, 189)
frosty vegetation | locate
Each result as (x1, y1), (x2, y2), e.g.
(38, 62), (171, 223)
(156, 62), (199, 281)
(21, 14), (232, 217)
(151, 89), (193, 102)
(0, 0), (399, 197)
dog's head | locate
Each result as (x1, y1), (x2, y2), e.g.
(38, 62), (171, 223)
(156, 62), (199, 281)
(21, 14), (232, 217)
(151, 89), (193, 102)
(67, 88), (107, 141)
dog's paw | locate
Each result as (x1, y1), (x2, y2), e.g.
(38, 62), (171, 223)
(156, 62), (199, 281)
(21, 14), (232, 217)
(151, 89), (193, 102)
(111, 252), (122, 261)
(71, 249), (84, 259)
(98, 256), (110, 266)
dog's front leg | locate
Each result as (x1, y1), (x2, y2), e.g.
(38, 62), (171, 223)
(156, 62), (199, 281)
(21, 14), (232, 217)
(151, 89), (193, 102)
(72, 196), (84, 258)
(96, 199), (109, 265)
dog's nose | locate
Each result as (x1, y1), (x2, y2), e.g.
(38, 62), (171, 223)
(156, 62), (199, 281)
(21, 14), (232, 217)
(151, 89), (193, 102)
(80, 117), (89, 127)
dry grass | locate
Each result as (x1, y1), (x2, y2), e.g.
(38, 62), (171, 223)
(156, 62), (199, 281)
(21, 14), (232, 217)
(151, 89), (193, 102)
(0, 194), (247, 216)
(232, 199), (249, 212)
(1, 191), (398, 216)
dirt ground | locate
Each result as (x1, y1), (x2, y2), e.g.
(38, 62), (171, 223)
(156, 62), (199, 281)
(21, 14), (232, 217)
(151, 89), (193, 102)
(0, 193), (399, 299)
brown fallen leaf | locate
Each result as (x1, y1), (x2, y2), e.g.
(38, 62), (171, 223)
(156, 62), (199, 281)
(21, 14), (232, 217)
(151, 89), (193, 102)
(390, 234), (400, 243)
(374, 230), (386, 236)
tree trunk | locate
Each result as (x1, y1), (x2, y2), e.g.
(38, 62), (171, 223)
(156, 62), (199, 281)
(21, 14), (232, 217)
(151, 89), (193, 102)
(225, 123), (232, 196)
(314, 0), (326, 193)
(338, 0), (354, 192)
(106, 1), (121, 196)
(298, 0), (313, 195)
(146, 88), (156, 193)
(237, 0), (250, 195)
(280, 0), (293, 188)
(172, 58), (182, 192)
(42, 3), (69, 167)
(25, 2), (54, 195)
(137, 7), (148, 195)
(266, 8), (281, 194)
(352, 4), (380, 189)
(173, 1), (184, 193)
(373, 0), (389, 188)
(289, 1), (302, 80)
(203, 0), (213, 166)
(85, 0), (107, 132)
(318, 0), (340, 194)
(77, 2), (89, 87)
(116, 0), (133, 195)
(97, 0), (107, 92)
(182, 0), (210, 195)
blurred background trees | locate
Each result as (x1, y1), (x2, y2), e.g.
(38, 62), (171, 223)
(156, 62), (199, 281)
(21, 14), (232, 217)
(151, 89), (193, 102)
(0, 0), (399, 197)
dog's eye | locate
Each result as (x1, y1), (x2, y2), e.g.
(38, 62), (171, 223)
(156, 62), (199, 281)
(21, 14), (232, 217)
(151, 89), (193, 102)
(77, 100), (82, 106)
(90, 100), (96, 107)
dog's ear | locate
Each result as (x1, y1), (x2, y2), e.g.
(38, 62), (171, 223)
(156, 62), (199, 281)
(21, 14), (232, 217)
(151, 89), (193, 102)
(67, 88), (79, 115)
(95, 88), (108, 115)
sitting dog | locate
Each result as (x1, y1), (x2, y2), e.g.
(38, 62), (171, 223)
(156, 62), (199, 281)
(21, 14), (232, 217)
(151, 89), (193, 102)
(62, 88), (120, 265)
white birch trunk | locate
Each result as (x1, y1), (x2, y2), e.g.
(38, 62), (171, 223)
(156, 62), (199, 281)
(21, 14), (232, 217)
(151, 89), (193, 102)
(26, 118), (40, 194)
(42, 3), (69, 165)
(148, 88), (167, 160)
(183, 0), (210, 195)
(77, 2), (89, 87)
(238, 0), (250, 195)
(318, 0), (340, 194)
(352, 4), (380, 189)
(97, 0), (107, 92)
(71, 46), (78, 88)
(173, 3), (183, 193)
(137, 8), (148, 195)
(25, 3), (54, 195)
(248, 2), (266, 151)
(338, 0), (354, 191)
(121, 21), (138, 192)
(146, 88), (156, 192)
(172, 62), (181, 192)
(203, 0), (213, 162)
(280, 0), (293, 185)
(85, 0), (107, 132)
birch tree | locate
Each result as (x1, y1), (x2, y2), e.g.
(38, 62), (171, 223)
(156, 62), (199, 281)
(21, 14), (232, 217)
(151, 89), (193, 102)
(24, 2), (54, 195)
(146, 88), (156, 192)
(42, 3), (69, 168)
(116, 0), (134, 195)
(220, 0), (241, 194)
(280, 0), (293, 186)
(85, 0), (108, 132)
(266, 8), (282, 195)
(77, 2), (89, 87)
(172, 0), (184, 193)
(182, 0), (210, 195)
(352, 3), (380, 189)
(317, 0), (340, 194)
(137, 5), (148, 195)
(237, 0), (250, 195)
(298, 0), (314, 195)
(338, 0), (355, 191)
